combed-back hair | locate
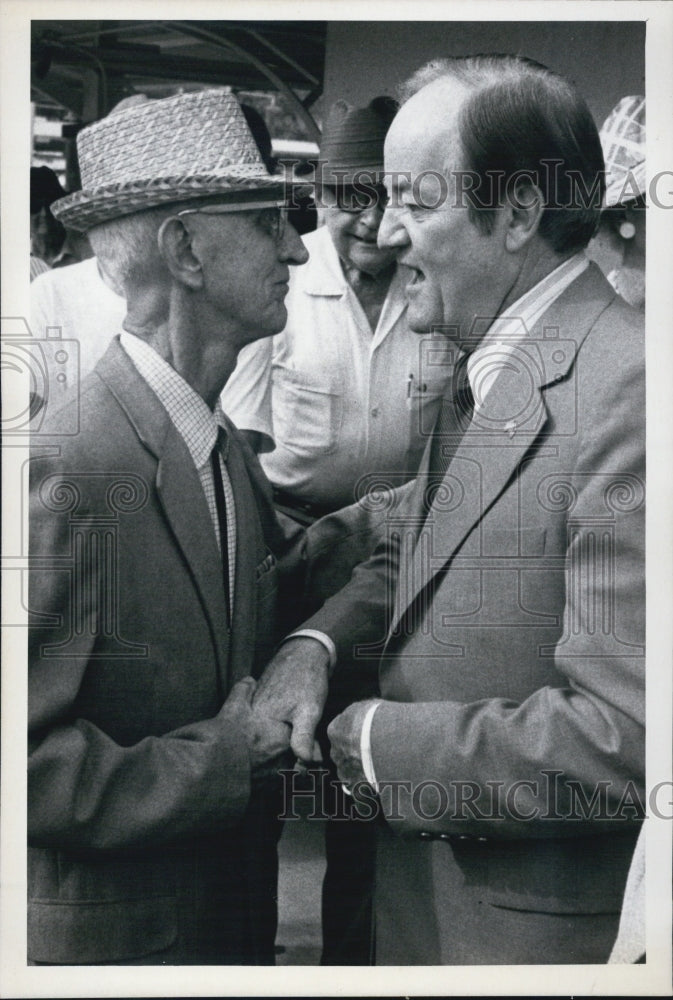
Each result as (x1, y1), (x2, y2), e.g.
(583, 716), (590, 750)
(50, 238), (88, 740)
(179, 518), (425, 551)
(87, 206), (176, 292)
(399, 54), (605, 253)
(88, 196), (238, 292)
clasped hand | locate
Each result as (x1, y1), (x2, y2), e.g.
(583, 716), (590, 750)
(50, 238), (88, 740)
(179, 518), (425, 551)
(251, 637), (330, 763)
(222, 676), (292, 777)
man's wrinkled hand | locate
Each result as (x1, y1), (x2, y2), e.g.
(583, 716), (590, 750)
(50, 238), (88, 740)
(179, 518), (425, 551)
(327, 698), (382, 790)
(252, 638), (330, 763)
(223, 677), (292, 775)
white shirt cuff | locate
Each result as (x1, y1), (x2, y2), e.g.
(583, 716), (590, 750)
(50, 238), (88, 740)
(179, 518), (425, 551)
(360, 701), (383, 792)
(286, 629), (337, 673)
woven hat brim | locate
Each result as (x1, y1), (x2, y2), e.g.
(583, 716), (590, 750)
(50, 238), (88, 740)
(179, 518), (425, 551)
(52, 172), (287, 231)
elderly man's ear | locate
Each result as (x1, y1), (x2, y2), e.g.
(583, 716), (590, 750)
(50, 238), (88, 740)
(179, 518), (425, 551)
(504, 181), (545, 252)
(157, 216), (204, 289)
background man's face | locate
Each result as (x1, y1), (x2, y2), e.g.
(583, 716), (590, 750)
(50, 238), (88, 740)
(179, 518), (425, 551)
(323, 186), (397, 276)
(379, 81), (511, 340)
(195, 207), (308, 343)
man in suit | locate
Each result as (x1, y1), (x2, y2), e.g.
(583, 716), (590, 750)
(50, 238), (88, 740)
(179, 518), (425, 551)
(28, 89), (308, 964)
(253, 55), (645, 964)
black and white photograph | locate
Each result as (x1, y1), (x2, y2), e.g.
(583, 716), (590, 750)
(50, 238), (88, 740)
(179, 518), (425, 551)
(1, 1), (671, 996)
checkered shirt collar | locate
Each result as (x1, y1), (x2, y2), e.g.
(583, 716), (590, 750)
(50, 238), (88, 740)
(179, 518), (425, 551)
(119, 331), (229, 467)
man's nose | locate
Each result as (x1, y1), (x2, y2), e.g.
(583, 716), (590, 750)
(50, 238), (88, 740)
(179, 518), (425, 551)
(280, 218), (309, 265)
(357, 203), (384, 233)
(377, 207), (409, 251)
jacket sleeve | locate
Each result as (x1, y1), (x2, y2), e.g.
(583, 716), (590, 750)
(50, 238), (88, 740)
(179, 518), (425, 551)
(28, 450), (252, 853)
(300, 479), (416, 662)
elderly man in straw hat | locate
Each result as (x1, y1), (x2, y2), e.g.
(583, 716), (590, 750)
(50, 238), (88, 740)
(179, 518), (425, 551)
(28, 89), (308, 965)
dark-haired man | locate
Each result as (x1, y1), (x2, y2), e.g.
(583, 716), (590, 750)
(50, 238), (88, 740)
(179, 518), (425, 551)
(253, 55), (645, 964)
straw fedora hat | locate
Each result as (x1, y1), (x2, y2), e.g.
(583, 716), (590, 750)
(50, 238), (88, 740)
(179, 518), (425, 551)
(317, 96), (399, 188)
(52, 89), (285, 231)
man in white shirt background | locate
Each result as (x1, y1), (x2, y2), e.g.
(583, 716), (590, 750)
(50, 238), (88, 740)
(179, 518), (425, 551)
(238, 96), (452, 523)
(239, 96), (454, 964)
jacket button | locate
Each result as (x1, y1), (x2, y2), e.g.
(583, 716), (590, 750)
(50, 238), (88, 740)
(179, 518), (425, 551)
(438, 833), (452, 842)
(477, 836), (489, 843)
(419, 831), (434, 840)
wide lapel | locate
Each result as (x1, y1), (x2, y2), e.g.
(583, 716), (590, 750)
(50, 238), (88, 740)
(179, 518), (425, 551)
(155, 433), (231, 687)
(96, 339), (231, 692)
(387, 263), (615, 638)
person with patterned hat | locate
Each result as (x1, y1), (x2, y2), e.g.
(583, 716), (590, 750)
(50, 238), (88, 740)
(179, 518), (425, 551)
(598, 95), (646, 309)
(28, 88), (308, 965)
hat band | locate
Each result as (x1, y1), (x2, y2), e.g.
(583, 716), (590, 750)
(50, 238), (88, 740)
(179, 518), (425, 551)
(51, 173), (287, 231)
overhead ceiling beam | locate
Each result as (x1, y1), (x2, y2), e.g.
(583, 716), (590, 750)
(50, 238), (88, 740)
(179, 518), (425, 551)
(167, 21), (320, 142)
(31, 78), (84, 117)
(240, 27), (320, 88)
(55, 21), (167, 43)
(38, 47), (310, 92)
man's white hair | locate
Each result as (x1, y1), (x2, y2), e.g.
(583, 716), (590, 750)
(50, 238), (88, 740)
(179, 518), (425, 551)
(397, 59), (455, 103)
(87, 206), (175, 292)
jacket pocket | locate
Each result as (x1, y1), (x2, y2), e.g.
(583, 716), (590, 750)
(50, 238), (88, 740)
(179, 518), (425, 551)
(272, 365), (343, 455)
(453, 832), (634, 915)
(28, 896), (177, 964)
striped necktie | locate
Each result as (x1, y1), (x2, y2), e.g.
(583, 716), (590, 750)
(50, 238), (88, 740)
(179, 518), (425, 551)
(428, 352), (475, 482)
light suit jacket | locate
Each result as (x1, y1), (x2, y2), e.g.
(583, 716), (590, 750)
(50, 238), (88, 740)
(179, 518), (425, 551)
(28, 339), (298, 964)
(304, 264), (645, 963)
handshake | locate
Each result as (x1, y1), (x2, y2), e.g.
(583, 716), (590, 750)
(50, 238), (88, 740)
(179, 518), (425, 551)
(221, 637), (379, 788)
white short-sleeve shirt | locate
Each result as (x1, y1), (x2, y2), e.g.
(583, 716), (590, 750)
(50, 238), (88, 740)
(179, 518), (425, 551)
(256, 226), (453, 510)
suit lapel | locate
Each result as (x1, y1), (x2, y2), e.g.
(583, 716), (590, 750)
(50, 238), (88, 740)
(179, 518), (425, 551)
(388, 263), (615, 638)
(96, 339), (231, 693)
(155, 435), (231, 690)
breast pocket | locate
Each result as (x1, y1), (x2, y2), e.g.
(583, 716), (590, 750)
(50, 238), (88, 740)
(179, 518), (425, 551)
(272, 365), (343, 455)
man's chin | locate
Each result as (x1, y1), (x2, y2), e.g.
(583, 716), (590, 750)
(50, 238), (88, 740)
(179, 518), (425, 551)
(264, 305), (288, 337)
(406, 306), (438, 334)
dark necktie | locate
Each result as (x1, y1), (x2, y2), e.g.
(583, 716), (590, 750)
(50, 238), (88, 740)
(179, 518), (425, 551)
(210, 433), (231, 623)
(428, 352), (475, 481)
